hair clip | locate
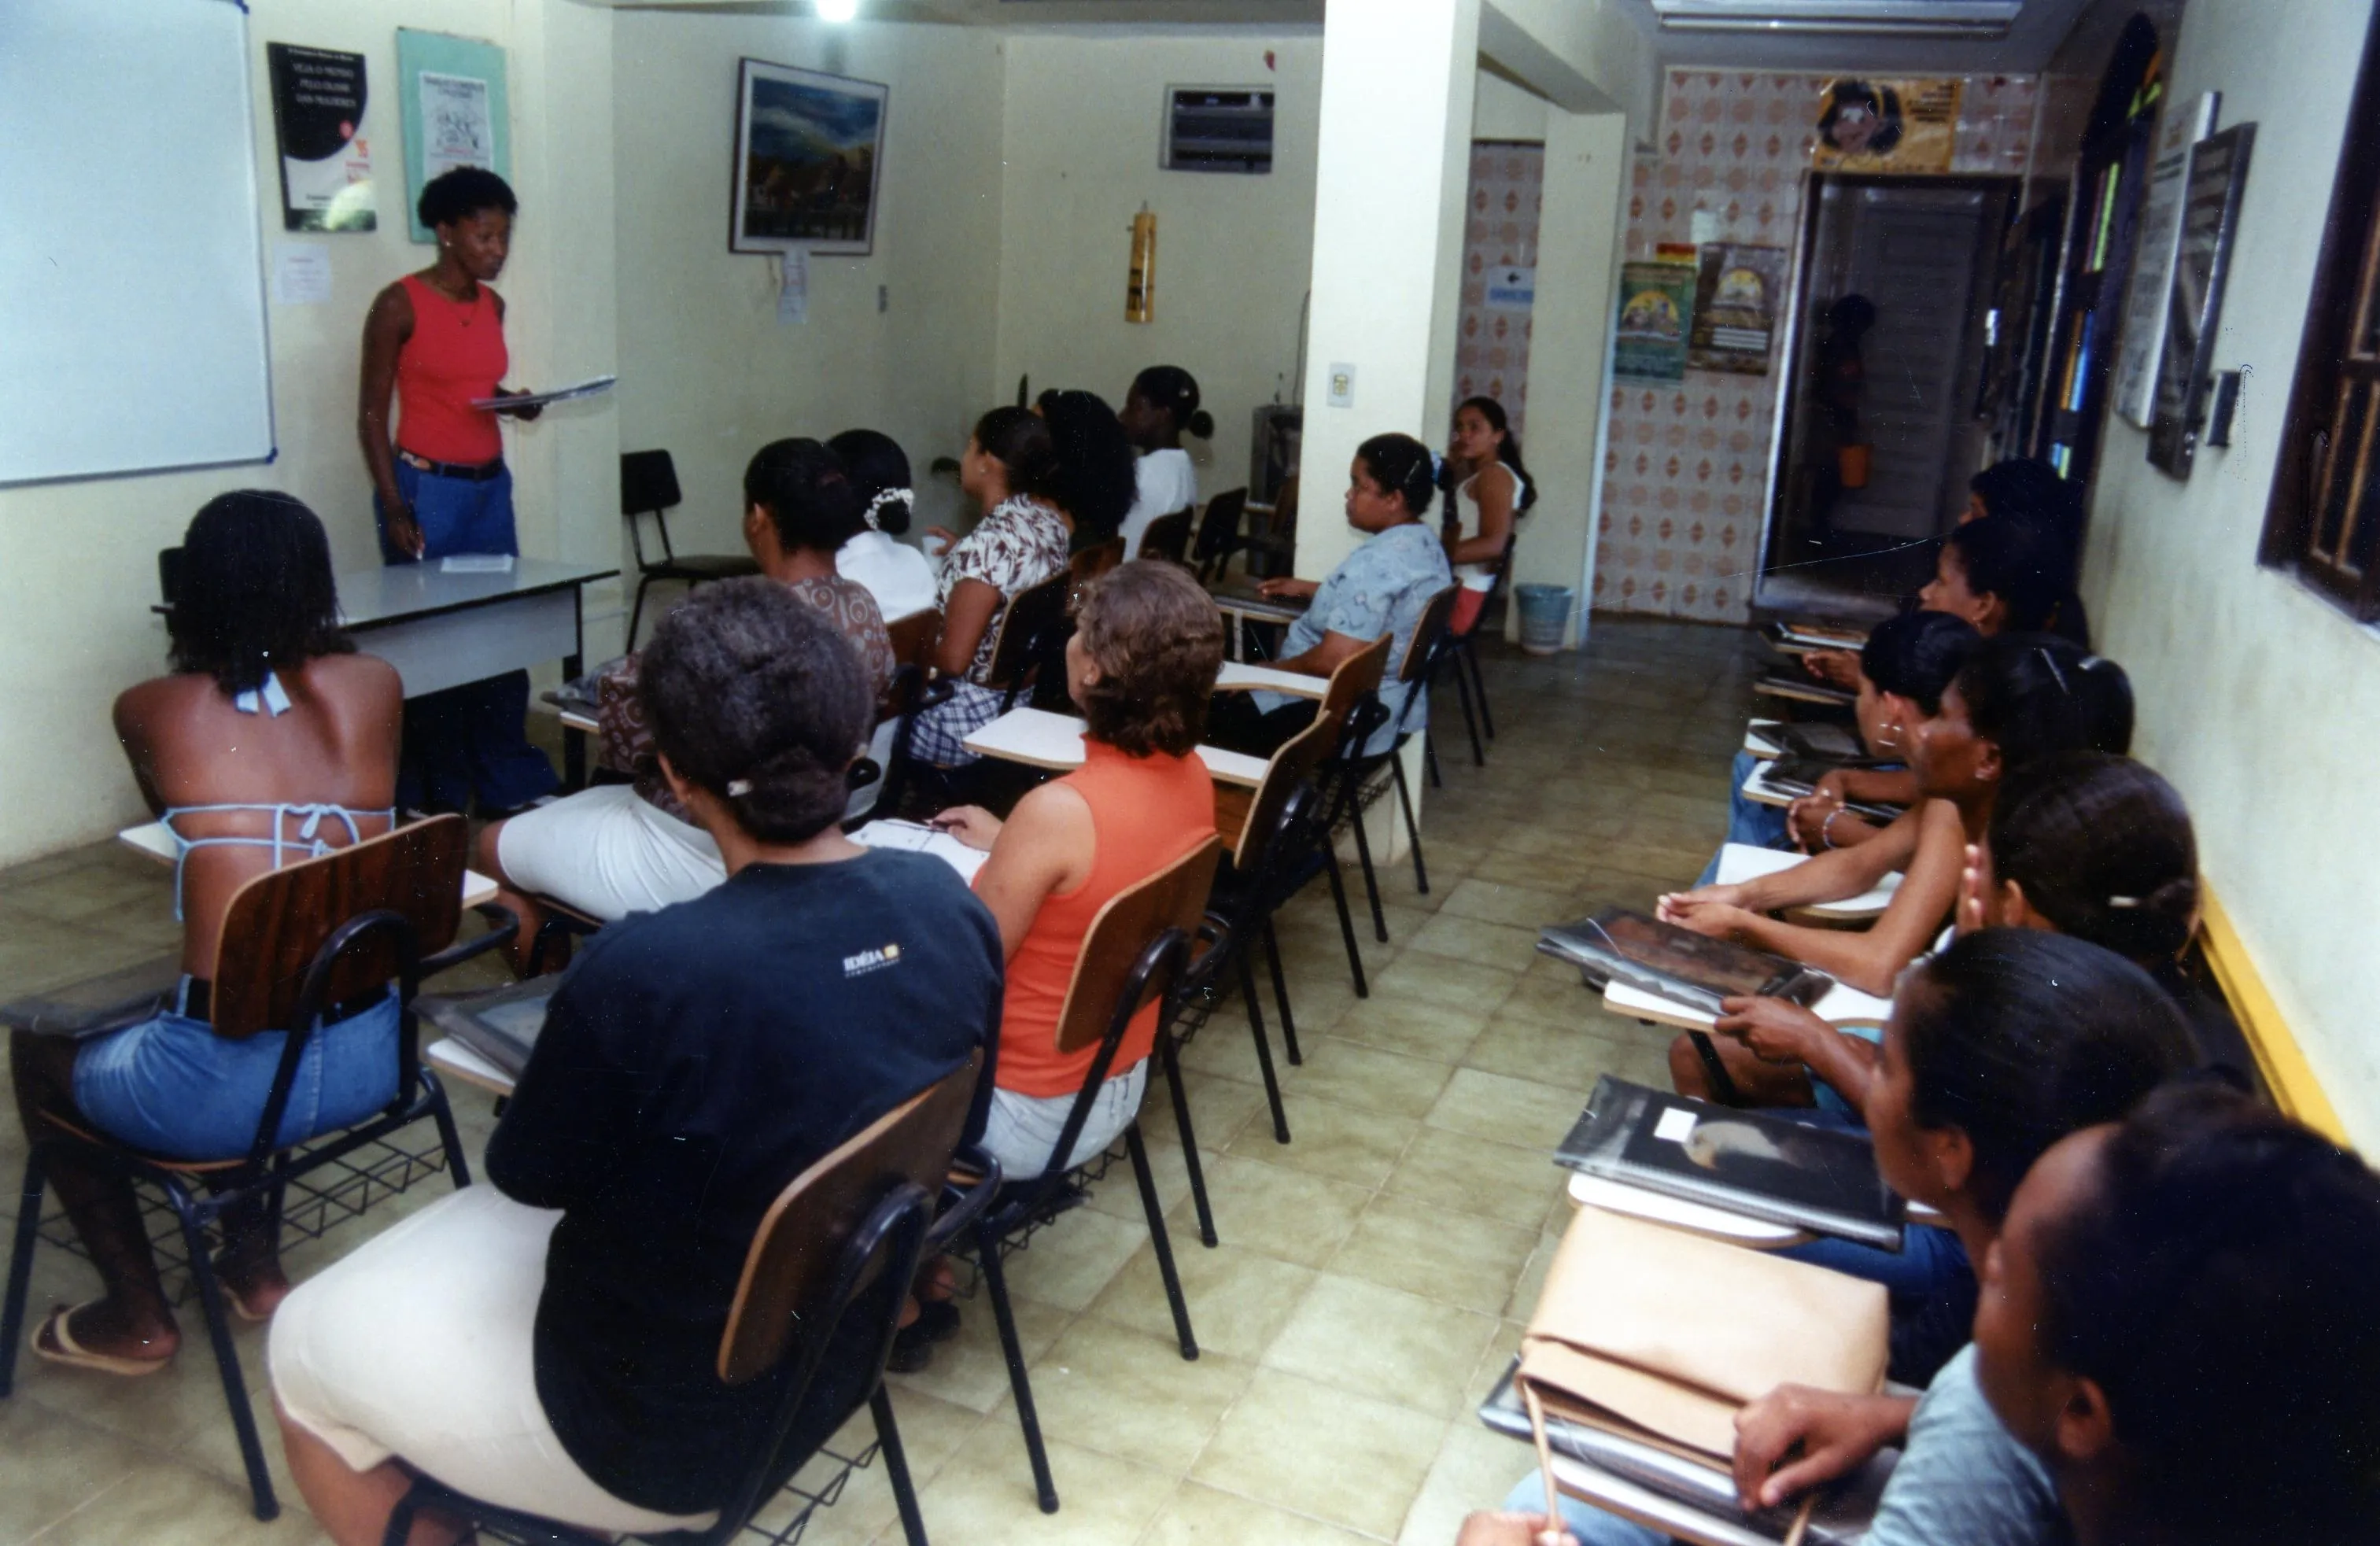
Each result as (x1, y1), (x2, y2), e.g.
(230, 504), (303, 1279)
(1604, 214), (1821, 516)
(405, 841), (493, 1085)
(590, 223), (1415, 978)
(2035, 645), (2072, 696)
(2108, 895), (2141, 908)
(862, 487), (915, 532)
(727, 779), (752, 796)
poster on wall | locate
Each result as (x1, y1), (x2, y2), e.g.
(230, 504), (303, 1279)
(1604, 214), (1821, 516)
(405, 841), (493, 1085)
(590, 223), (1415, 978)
(1614, 260), (1697, 382)
(266, 44), (375, 232)
(1688, 244), (1787, 375)
(1809, 78), (1962, 173)
(2149, 123), (2256, 478)
(731, 59), (889, 257)
(397, 28), (510, 245)
(2114, 92), (2220, 428)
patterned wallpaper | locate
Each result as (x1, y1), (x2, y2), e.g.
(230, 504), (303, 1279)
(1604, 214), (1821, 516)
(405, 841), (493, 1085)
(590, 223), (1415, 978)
(1592, 69), (2040, 622)
(1454, 142), (1544, 439)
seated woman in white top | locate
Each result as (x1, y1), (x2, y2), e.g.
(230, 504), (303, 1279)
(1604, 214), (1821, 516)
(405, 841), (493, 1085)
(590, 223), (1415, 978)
(826, 427), (938, 622)
(1442, 395), (1536, 635)
(1116, 365), (1209, 558)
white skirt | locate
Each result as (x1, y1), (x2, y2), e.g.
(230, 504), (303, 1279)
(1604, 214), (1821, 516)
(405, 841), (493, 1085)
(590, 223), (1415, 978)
(496, 782), (725, 923)
(269, 1186), (716, 1535)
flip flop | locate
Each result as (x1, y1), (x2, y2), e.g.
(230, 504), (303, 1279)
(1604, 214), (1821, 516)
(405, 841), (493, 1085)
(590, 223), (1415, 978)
(31, 1304), (172, 1377)
(223, 1284), (276, 1323)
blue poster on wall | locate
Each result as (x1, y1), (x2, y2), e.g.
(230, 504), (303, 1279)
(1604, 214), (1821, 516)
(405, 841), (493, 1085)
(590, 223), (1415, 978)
(396, 28), (510, 245)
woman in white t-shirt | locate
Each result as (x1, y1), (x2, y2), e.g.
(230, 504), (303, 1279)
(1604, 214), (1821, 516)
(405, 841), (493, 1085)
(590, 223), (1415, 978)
(827, 427), (939, 623)
(1442, 395), (1537, 635)
(1116, 365), (1211, 558)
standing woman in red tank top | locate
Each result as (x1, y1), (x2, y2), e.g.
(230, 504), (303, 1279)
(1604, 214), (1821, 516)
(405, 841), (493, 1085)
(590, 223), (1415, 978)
(356, 167), (557, 816)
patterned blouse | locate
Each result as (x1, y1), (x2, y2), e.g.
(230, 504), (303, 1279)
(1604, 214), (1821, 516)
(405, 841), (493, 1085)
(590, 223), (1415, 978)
(598, 574), (896, 821)
(937, 496), (1071, 684)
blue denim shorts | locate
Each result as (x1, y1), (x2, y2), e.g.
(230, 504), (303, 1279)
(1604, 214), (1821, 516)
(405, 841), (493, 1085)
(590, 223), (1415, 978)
(73, 982), (401, 1160)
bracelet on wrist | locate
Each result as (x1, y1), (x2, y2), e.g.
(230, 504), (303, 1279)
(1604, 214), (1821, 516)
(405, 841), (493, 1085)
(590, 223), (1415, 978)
(1821, 806), (1850, 850)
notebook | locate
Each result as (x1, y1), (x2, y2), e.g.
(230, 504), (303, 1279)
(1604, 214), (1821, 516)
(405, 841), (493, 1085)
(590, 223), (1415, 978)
(1557, 1078), (1906, 1249)
(1538, 908), (1832, 1013)
(1752, 670), (1856, 707)
(851, 820), (990, 884)
(1770, 722), (1866, 762)
(416, 978), (561, 1079)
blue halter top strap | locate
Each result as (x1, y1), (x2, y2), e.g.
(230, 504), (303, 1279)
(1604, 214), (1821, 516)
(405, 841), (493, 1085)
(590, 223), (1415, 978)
(153, 803), (397, 921)
(231, 670), (293, 718)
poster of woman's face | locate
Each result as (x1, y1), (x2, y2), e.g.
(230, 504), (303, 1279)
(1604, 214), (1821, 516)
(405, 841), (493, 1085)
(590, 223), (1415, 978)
(1810, 78), (1961, 172)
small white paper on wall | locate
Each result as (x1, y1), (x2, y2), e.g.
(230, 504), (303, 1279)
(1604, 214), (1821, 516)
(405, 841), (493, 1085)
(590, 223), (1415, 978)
(778, 250), (809, 326)
(274, 242), (332, 304)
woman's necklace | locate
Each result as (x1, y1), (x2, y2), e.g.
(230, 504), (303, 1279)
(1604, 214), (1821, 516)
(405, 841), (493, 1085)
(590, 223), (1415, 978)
(424, 269), (479, 326)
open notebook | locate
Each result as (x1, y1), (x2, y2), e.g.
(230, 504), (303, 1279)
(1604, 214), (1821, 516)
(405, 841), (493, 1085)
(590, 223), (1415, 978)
(851, 820), (990, 884)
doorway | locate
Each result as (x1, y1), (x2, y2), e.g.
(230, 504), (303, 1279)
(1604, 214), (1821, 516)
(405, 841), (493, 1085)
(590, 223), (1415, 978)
(1759, 175), (2019, 611)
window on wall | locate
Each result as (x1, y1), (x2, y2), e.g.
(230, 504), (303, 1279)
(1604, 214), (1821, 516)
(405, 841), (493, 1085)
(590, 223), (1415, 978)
(2263, 8), (2380, 617)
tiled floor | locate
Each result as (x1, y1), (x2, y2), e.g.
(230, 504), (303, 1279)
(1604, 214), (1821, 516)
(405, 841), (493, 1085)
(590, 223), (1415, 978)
(0, 615), (1766, 1544)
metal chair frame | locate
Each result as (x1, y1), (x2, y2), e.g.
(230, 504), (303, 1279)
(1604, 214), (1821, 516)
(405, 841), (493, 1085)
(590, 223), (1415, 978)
(623, 449), (761, 649)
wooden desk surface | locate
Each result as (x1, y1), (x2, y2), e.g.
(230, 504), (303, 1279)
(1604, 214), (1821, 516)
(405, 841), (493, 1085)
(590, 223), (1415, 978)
(962, 708), (1267, 788)
(1214, 660), (1328, 699)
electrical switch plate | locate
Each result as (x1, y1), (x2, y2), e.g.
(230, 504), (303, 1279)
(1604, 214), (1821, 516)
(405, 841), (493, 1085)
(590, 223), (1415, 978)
(1327, 363), (1355, 408)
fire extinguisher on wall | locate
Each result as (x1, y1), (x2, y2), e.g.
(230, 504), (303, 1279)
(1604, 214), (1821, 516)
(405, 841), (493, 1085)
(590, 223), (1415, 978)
(1127, 204), (1156, 324)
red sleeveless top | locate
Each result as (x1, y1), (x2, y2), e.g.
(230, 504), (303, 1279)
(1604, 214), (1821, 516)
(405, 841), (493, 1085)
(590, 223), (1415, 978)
(396, 274), (507, 465)
(991, 740), (1216, 1099)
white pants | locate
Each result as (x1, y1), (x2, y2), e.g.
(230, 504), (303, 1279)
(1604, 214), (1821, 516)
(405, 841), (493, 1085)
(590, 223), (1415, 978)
(980, 1061), (1148, 1179)
(496, 783), (725, 923)
(269, 1187), (716, 1536)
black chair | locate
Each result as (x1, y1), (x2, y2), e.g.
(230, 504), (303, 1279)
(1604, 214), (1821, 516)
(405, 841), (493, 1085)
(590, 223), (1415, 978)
(1136, 507), (1194, 564)
(972, 839), (1221, 1515)
(623, 449), (760, 648)
(1190, 489), (1251, 584)
(0, 817), (511, 1521)
(1323, 585), (1459, 942)
(985, 572), (1073, 715)
(382, 1055), (998, 1546)
(1428, 539), (1512, 780)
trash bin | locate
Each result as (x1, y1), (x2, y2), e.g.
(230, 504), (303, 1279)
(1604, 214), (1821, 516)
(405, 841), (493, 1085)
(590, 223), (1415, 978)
(1515, 583), (1572, 655)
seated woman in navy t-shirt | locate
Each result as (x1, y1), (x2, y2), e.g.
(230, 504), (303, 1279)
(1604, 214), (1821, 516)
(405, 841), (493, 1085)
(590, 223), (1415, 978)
(269, 580), (1005, 1541)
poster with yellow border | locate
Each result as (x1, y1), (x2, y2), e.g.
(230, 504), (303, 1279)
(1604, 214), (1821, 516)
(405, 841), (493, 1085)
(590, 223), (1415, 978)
(1614, 260), (1697, 382)
(1810, 79), (1961, 172)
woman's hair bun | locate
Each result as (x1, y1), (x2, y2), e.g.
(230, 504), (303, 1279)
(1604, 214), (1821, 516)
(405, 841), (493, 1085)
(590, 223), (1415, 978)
(1186, 408), (1214, 439)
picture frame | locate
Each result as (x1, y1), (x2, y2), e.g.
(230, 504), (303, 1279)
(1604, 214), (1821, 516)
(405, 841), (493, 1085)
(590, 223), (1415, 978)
(730, 57), (887, 257)
(2149, 122), (2256, 478)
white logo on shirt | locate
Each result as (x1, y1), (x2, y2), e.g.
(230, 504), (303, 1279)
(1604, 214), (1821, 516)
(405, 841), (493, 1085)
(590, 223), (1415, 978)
(843, 942), (902, 978)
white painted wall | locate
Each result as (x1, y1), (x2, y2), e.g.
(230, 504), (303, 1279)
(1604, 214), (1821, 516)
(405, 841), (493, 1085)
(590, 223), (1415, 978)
(1474, 69), (1553, 140)
(993, 34), (1321, 505)
(2083, 0), (2380, 1146)
(613, 13), (1007, 560)
(0, 0), (615, 868)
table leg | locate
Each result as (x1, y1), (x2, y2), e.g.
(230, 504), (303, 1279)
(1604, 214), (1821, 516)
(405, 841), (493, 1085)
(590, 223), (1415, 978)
(560, 650), (586, 790)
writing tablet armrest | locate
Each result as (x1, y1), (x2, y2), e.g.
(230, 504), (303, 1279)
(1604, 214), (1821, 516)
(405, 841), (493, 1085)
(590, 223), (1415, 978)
(928, 1142), (1005, 1252)
(420, 904), (522, 980)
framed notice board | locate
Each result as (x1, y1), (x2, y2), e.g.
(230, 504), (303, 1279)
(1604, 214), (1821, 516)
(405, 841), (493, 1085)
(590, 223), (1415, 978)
(2149, 124), (2256, 478)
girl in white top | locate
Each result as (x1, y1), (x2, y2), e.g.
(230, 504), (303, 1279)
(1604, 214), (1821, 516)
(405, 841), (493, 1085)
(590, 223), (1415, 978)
(1443, 395), (1537, 634)
(1116, 365), (1211, 558)
(827, 427), (939, 622)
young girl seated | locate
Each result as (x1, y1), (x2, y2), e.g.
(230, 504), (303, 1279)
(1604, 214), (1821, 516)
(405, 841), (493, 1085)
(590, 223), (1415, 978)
(827, 427), (937, 622)
(480, 439), (893, 943)
(1116, 365), (1211, 557)
(934, 561), (1223, 1178)
(1977, 1082), (2380, 1546)
(910, 408), (1073, 769)
(12, 492), (402, 1374)
(270, 581), (1003, 1544)
(1442, 396), (1536, 635)
(1205, 432), (1454, 758)
(1508, 928), (2194, 1546)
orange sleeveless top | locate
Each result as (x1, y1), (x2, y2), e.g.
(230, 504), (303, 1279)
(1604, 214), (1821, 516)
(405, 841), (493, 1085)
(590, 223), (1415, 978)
(396, 274), (507, 465)
(991, 740), (1216, 1099)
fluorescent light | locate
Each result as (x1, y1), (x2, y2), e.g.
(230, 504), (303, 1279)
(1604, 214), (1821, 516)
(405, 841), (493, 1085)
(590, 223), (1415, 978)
(817, 0), (858, 20)
(1651, 0), (2019, 38)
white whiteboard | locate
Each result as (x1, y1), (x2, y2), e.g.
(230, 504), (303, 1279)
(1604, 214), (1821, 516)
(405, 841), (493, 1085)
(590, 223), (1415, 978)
(0, 0), (275, 485)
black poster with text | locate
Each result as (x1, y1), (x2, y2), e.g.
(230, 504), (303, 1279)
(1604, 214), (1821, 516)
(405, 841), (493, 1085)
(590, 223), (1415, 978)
(267, 43), (375, 231)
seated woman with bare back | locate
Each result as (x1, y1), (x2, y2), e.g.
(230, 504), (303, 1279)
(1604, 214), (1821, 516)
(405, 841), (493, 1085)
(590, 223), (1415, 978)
(8, 492), (403, 1376)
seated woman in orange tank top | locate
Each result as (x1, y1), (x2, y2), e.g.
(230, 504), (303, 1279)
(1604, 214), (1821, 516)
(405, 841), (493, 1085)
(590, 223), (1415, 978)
(936, 561), (1223, 1179)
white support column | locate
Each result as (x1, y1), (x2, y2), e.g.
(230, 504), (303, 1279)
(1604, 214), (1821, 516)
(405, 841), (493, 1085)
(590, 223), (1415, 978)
(1297, 0), (1482, 581)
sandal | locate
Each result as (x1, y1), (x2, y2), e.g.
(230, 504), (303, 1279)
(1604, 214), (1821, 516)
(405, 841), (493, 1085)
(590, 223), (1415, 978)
(31, 1304), (173, 1377)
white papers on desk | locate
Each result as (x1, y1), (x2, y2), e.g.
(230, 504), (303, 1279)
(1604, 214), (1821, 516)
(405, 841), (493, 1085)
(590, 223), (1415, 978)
(439, 554), (515, 574)
(1716, 843), (1901, 921)
(1743, 718), (1784, 759)
(468, 375), (617, 411)
(1603, 974), (1894, 1033)
(853, 821), (988, 884)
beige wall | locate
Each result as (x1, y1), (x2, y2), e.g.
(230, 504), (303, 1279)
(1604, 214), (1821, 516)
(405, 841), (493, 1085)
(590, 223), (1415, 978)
(993, 34), (1323, 506)
(613, 13), (1008, 560)
(2083, 0), (2380, 1146)
(0, 0), (614, 868)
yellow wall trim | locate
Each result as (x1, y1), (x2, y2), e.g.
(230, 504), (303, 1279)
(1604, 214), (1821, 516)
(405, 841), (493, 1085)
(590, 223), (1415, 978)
(2198, 890), (2348, 1144)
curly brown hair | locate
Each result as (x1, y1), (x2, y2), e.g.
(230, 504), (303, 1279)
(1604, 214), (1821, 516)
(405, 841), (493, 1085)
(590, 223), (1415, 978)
(1074, 560), (1224, 758)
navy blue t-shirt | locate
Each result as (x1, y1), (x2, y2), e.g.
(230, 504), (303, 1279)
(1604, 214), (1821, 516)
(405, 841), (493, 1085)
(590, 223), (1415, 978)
(485, 850), (1002, 1515)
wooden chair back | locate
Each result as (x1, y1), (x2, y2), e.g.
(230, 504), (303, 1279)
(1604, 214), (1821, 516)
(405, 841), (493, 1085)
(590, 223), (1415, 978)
(208, 815), (467, 1041)
(1138, 507), (1194, 565)
(717, 1052), (982, 1385)
(1401, 585), (1460, 686)
(1319, 632), (1393, 729)
(1068, 536), (1127, 600)
(982, 572), (1071, 692)
(885, 607), (941, 671)
(1231, 713), (1340, 872)
(1053, 838), (1223, 1057)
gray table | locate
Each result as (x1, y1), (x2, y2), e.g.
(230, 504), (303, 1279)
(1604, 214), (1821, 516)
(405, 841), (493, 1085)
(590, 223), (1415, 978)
(339, 559), (618, 786)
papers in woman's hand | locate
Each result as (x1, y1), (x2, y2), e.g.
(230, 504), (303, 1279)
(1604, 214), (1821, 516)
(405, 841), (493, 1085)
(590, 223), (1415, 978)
(853, 820), (988, 884)
(470, 375), (617, 411)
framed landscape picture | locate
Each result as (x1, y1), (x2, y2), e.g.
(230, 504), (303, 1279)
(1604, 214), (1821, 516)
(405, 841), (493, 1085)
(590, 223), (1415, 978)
(731, 58), (887, 256)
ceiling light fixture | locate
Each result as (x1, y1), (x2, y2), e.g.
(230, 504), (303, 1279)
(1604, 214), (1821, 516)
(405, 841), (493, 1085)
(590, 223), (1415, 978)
(1650, 0), (2019, 39)
(817, 0), (859, 20)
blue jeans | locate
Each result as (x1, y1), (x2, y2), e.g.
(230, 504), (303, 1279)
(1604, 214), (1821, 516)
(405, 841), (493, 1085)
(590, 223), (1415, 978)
(376, 460), (558, 813)
(73, 982), (401, 1161)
